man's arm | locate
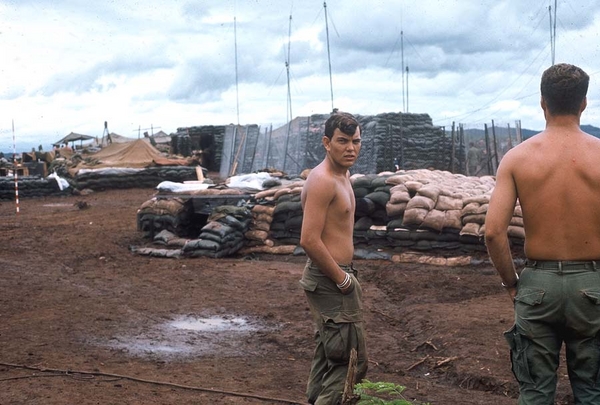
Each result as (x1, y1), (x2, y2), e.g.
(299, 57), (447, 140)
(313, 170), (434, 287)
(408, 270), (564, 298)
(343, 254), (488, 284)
(300, 174), (349, 288)
(485, 155), (519, 299)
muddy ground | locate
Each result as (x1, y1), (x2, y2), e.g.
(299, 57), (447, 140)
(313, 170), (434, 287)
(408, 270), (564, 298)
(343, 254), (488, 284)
(0, 187), (576, 404)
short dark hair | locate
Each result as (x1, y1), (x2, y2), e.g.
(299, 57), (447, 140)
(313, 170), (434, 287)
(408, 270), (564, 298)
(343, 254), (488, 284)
(540, 63), (589, 116)
(324, 112), (360, 139)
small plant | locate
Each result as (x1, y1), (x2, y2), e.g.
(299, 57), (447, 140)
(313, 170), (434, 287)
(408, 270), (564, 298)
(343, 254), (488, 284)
(354, 380), (430, 405)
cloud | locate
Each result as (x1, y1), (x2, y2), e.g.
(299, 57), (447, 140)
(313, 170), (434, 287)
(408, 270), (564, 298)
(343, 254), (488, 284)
(2, 0), (600, 152)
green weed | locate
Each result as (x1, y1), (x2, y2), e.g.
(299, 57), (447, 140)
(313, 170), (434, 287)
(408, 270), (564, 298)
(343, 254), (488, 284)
(354, 380), (430, 405)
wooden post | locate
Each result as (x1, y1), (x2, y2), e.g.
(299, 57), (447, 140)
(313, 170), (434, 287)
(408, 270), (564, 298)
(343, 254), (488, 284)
(451, 122), (456, 173)
(230, 126), (247, 176)
(507, 123), (513, 150)
(266, 124), (273, 168)
(439, 126), (446, 171)
(459, 123), (465, 174)
(341, 348), (359, 404)
(249, 125), (260, 172)
(491, 120), (499, 173)
(484, 124), (492, 175)
(303, 116), (311, 171)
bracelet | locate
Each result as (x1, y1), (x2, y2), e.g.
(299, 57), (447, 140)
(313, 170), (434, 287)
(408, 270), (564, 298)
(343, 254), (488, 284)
(338, 277), (352, 290)
(501, 273), (519, 289)
(336, 273), (351, 289)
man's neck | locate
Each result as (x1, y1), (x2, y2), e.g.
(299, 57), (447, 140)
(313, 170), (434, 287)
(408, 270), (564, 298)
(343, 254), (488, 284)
(545, 113), (581, 130)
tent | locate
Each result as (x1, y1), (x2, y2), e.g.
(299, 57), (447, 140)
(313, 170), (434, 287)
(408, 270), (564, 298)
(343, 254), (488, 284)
(70, 139), (190, 174)
(53, 132), (95, 148)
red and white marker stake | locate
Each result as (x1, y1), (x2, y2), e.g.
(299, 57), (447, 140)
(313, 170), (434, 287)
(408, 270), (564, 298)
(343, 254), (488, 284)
(12, 120), (19, 215)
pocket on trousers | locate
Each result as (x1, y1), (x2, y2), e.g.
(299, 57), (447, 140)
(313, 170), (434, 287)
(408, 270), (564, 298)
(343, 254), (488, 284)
(300, 277), (318, 292)
(322, 321), (351, 363)
(582, 289), (600, 305)
(514, 287), (545, 306)
(504, 324), (534, 384)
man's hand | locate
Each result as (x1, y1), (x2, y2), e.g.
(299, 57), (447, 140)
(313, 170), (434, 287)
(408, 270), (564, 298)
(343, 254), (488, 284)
(506, 286), (517, 302)
(336, 272), (355, 295)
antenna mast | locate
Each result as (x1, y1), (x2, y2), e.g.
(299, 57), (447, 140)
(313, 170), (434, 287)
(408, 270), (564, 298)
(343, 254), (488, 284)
(234, 16), (240, 126)
(283, 14), (293, 171)
(401, 30), (405, 113)
(406, 66), (409, 113)
(324, 2), (334, 111)
(548, 1), (557, 65)
(553, 0), (557, 64)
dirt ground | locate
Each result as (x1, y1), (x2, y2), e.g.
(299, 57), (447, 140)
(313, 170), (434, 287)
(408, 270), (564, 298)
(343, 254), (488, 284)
(0, 188), (576, 404)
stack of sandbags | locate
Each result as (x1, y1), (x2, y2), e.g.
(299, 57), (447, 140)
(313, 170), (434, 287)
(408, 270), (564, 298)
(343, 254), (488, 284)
(75, 166), (197, 190)
(252, 181), (305, 246)
(245, 203), (276, 247)
(383, 170), (497, 251)
(508, 204), (525, 244)
(351, 173), (393, 250)
(350, 113), (460, 174)
(136, 197), (194, 238)
(0, 176), (72, 200)
(460, 195), (524, 247)
(182, 205), (252, 258)
(238, 181), (305, 255)
(459, 194), (490, 246)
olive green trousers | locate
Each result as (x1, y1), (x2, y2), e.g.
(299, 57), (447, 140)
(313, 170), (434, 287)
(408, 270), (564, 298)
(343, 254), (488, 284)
(505, 260), (600, 405)
(300, 260), (368, 405)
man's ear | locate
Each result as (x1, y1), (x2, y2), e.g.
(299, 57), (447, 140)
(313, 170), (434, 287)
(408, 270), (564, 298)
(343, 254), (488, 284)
(581, 96), (587, 113)
(322, 136), (330, 151)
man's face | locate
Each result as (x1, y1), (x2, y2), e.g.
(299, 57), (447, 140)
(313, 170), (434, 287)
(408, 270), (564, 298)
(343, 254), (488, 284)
(324, 127), (362, 168)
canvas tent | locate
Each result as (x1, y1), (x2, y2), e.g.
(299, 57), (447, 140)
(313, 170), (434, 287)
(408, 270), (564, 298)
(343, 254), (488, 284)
(71, 139), (189, 174)
(53, 132), (95, 148)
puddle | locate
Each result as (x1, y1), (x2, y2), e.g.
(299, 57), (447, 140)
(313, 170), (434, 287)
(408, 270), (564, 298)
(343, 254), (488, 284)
(96, 314), (276, 360)
(42, 203), (73, 207)
(170, 315), (257, 332)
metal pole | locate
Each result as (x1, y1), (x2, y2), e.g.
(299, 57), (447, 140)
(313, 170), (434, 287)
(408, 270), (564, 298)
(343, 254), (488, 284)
(401, 30), (405, 112)
(324, 2), (334, 111)
(234, 16), (240, 126)
(12, 120), (19, 215)
(406, 66), (409, 113)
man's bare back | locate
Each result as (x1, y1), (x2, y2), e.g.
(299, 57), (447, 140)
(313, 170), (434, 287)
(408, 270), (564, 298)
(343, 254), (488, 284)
(502, 127), (600, 260)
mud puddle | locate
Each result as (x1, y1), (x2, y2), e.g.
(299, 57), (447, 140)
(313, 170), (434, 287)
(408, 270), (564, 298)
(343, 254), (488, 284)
(100, 314), (276, 360)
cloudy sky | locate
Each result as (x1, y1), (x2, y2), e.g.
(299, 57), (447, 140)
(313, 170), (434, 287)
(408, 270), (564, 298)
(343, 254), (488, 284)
(1, 0), (600, 151)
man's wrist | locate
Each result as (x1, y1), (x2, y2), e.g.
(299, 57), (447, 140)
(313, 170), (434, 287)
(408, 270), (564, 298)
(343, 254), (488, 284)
(336, 272), (351, 289)
(501, 273), (519, 289)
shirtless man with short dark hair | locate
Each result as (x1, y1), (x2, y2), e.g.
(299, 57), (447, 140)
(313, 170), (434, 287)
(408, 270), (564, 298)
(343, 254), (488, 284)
(486, 63), (600, 404)
(299, 112), (367, 405)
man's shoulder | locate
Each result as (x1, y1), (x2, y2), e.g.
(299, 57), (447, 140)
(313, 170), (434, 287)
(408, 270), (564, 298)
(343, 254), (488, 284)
(304, 166), (336, 190)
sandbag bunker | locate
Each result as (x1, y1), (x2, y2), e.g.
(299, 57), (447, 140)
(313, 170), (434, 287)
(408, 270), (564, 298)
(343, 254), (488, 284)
(132, 169), (524, 262)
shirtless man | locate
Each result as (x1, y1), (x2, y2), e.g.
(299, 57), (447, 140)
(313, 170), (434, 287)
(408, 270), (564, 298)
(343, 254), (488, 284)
(299, 112), (367, 405)
(485, 63), (600, 404)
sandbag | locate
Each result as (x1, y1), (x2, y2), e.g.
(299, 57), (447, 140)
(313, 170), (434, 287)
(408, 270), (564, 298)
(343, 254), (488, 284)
(385, 201), (407, 218)
(435, 195), (463, 211)
(421, 209), (445, 232)
(406, 195), (435, 211)
(402, 208), (428, 227)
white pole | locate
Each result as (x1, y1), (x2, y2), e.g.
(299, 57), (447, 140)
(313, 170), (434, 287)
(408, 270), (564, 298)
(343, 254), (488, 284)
(12, 119), (20, 215)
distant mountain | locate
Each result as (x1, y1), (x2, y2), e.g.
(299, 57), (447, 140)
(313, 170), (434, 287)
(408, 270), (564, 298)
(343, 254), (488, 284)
(581, 125), (600, 138)
(454, 124), (600, 142)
